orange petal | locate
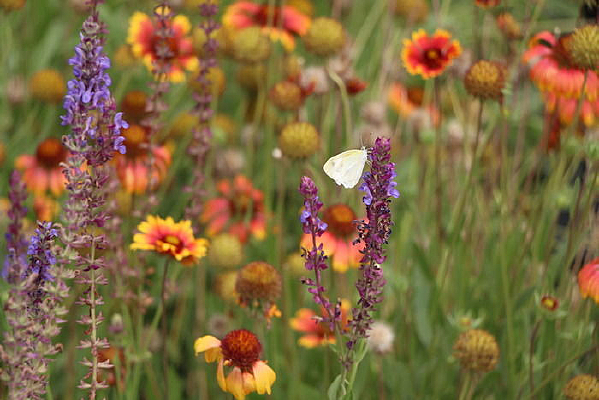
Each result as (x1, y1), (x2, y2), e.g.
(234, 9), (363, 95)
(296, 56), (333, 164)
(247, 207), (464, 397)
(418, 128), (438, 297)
(252, 361), (276, 395)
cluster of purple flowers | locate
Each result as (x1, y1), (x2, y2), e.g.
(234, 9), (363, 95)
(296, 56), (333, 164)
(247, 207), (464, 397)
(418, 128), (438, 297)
(2, 170), (29, 283)
(61, 6), (127, 165)
(347, 137), (399, 350)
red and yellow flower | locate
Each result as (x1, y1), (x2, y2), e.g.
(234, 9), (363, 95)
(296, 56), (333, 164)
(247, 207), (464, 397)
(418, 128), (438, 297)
(475, 0), (500, 8)
(402, 29), (462, 79)
(578, 257), (599, 304)
(388, 82), (440, 126)
(127, 7), (198, 82)
(523, 31), (599, 127)
(289, 299), (350, 348)
(15, 137), (68, 196)
(223, 1), (311, 51)
(202, 175), (266, 243)
(300, 204), (364, 273)
(113, 124), (171, 194)
(130, 215), (208, 265)
(194, 329), (276, 400)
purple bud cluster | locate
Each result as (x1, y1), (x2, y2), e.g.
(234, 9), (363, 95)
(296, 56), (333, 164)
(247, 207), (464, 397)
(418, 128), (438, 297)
(1, 222), (72, 400)
(299, 176), (341, 329)
(2, 170), (29, 283)
(185, 2), (220, 223)
(346, 137), (399, 351)
(61, 9), (127, 166)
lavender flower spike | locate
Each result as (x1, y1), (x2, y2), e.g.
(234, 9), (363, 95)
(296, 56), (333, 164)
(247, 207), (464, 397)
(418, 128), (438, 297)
(346, 137), (399, 352)
(2, 170), (28, 283)
(299, 176), (340, 329)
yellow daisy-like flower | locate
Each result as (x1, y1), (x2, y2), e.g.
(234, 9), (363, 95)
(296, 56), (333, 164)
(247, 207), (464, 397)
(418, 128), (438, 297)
(127, 7), (199, 82)
(130, 215), (208, 265)
(194, 329), (276, 400)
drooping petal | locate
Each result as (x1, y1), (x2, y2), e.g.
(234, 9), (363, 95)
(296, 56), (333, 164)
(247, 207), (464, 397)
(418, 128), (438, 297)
(226, 367), (247, 400)
(252, 361), (276, 395)
(193, 336), (222, 363)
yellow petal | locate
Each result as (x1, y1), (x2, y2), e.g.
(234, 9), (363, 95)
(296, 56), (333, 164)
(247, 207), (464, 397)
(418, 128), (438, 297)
(217, 359), (227, 392)
(194, 336), (221, 360)
(226, 367), (247, 400)
(252, 361), (276, 395)
(242, 371), (256, 395)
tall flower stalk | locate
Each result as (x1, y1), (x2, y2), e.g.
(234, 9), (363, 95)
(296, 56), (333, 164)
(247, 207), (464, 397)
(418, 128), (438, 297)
(1, 222), (73, 400)
(61, 1), (127, 398)
(2, 170), (29, 283)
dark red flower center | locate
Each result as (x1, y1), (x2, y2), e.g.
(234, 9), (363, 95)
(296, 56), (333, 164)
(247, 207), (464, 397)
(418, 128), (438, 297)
(421, 47), (446, 71)
(121, 124), (148, 158)
(253, 5), (283, 29)
(35, 138), (67, 169)
(323, 204), (357, 237)
(161, 234), (184, 254)
(220, 329), (262, 371)
(150, 34), (181, 62)
(540, 296), (559, 311)
(406, 87), (425, 106)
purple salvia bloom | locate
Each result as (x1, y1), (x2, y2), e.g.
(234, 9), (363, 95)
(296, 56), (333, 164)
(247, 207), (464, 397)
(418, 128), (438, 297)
(2, 170), (29, 283)
(0, 222), (73, 400)
(345, 137), (399, 354)
(298, 176), (339, 329)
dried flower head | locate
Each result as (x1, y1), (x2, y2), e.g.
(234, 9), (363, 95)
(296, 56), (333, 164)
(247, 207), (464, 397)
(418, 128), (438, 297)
(367, 321), (395, 355)
(120, 90), (148, 122)
(29, 69), (66, 103)
(464, 60), (507, 101)
(236, 261), (282, 303)
(269, 81), (303, 111)
(303, 17), (345, 57)
(453, 329), (500, 372)
(208, 233), (244, 269)
(233, 26), (272, 63)
(390, 0), (429, 22)
(563, 374), (599, 400)
(570, 25), (599, 70)
(215, 271), (240, 303)
(278, 122), (319, 158)
(496, 13), (522, 40)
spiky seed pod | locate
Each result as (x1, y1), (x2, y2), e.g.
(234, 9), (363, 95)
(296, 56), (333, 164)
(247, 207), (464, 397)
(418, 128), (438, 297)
(453, 329), (500, 372)
(29, 69), (66, 104)
(270, 81), (303, 111)
(570, 25), (599, 70)
(464, 60), (507, 101)
(235, 261), (282, 303)
(278, 122), (319, 158)
(208, 233), (244, 269)
(233, 27), (271, 63)
(563, 374), (599, 400)
(304, 17), (345, 58)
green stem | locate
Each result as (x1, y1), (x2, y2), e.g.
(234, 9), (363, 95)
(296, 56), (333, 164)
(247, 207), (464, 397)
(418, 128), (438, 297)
(161, 258), (171, 400)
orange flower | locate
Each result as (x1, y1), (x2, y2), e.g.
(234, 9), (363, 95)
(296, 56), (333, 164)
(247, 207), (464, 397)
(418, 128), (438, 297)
(201, 175), (266, 243)
(301, 204), (364, 273)
(97, 346), (126, 388)
(578, 257), (599, 304)
(388, 82), (440, 126)
(15, 137), (67, 196)
(289, 299), (350, 348)
(223, 1), (311, 51)
(127, 7), (198, 82)
(475, 0), (500, 7)
(33, 196), (60, 222)
(130, 215), (208, 265)
(523, 31), (599, 127)
(402, 29), (462, 79)
(194, 329), (276, 400)
(113, 124), (171, 194)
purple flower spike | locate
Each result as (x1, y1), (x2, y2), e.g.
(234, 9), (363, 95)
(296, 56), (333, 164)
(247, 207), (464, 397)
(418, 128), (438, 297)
(2, 170), (29, 283)
(346, 137), (398, 353)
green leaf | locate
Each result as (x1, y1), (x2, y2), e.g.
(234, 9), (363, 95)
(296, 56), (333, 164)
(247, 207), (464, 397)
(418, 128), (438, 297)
(412, 266), (433, 346)
(328, 374), (343, 400)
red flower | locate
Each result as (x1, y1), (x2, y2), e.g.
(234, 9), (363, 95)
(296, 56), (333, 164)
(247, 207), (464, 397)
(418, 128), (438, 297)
(15, 137), (67, 196)
(289, 299), (350, 348)
(402, 29), (462, 79)
(388, 82), (440, 126)
(202, 175), (266, 243)
(578, 257), (599, 304)
(127, 7), (198, 82)
(223, 1), (311, 51)
(475, 0), (500, 8)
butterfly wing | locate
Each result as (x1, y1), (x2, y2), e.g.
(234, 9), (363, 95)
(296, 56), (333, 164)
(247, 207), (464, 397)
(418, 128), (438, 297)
(323, 149), (368, 189)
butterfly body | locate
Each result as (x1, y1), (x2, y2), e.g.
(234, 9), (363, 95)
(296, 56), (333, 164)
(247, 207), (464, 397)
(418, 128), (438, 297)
(323, 148), (368, 189)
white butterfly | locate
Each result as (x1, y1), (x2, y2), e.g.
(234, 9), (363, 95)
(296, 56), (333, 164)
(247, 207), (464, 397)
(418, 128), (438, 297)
(323, 147), (368, 189)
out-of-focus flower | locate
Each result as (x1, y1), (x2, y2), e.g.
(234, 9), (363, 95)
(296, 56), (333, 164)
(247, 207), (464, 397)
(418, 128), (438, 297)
(523, 31), (599, 127)
(236, 63), (267, 91)
(208, 233), (244, 268)
(290, 299), (350, 348)
(169, 112), (198, 139)
(223, 1), (310, 51)
(33, 195), (59, 222)
(97, 346), (126, 388)
(6, 75), (26, 105)
(109, 314), (124, 335)
(390, 0), (429, 22)
(287, 0), (313, 17)
(68, 0), (88, 13)
(236, 261), (281, 305)
(130, 215), (208, 265)
(202, 175), (266, 243)
(453, 329), (500, 372)
(578, 257), (599, 304)
(464, 60), (507, 101)
(563, 374), (599, 400)
(233, 27), (272, 63)
(113, 124), (171, 194)
(213, 113), (238, 144)
(388, 82), (440, 127)
(113, 44), (137, 68)
(121, 90), (148, 123)
(214, 148), (245, 178)
(367, 321), (395, 355)
(570, 25), (599, 70)
(269, 80), (303, 111)
(496, 13), (522, 40)
(0, 0), (25, 11)
(475, 0), (500, 7)
(29, 69), (66, 103)
(402, 29), (462, 79)
(207, 313), (230, 338)
(0, 142), (5, 166)
(127, 8), (198, 82)
(215, 271), (240, 303)
(194, 329), (276, 400)
(299, 66), (330, 94)
(189, 67), (226, 95)
(300, 204), (364, 273)
(15, 137), (67, 196)
(278, 122), (319, 159)
(283, 252), (306, 276)
(303, 17), (345, 58)
(540, 295), (560, 311)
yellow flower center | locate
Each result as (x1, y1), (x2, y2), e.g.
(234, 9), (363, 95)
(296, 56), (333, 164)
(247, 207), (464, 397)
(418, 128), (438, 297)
(164, 235), (181, 246)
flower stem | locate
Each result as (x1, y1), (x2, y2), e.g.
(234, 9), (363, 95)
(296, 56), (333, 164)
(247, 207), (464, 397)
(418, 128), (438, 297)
(161, 258), (171, 400)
